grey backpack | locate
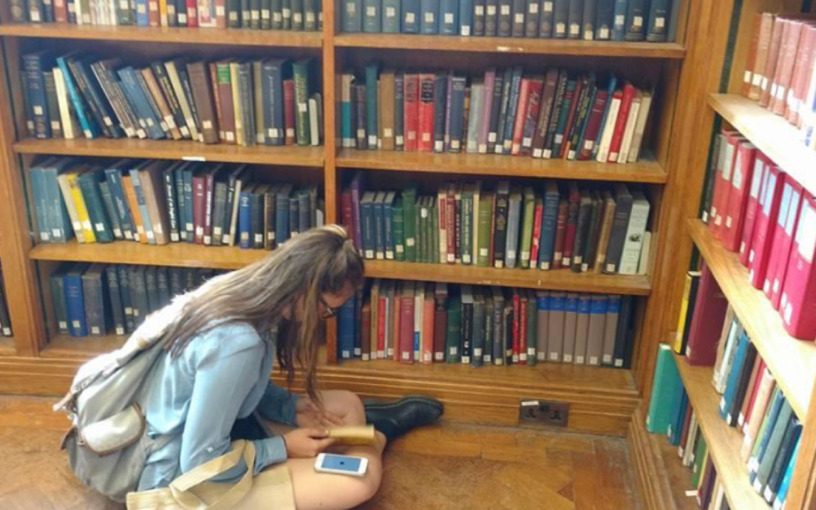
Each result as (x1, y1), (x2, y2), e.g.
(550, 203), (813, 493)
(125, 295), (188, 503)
(55, 295), (189, 502)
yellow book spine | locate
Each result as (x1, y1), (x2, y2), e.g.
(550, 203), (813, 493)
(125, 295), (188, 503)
(230, 62), (244, 146)
(673, 273), (693, 353)
(67, 173), (96, 243)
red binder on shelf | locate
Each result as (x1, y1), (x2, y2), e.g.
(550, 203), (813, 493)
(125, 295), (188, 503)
(723, 141), (757, 252)
(739, 152), (770, 266)
(709, 130), (742, 240)
(748, 165), (786, 289)
(763, 175), (804, 309)
(781, 193), (816, 340)
(685, 262), (730, 366)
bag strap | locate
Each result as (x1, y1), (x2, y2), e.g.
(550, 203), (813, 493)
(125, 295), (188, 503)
(168, 440), (257, 510)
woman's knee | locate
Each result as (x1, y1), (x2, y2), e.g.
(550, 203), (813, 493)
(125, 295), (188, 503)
(324, 390), (365, 424)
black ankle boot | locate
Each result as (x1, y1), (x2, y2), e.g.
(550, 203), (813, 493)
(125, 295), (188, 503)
(363, 395), (444, 442)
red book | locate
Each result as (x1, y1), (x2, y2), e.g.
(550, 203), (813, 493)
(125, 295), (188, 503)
(553, 199), (568, 268)
(530, 198), (544, 265)
(749, 165), (786, 288)
(377, 292), (387, 358)
(677, 399), (694, 456)
(421, 285), (435, 364)
(710, 131), (742, 240)
(360, 299), (371, 360)
(723, 141), (757, 252)
(607, 83), (637, 163)
(518, 78), (544, 156)
(685, 262), (729, 366)
(53, 0), (68, 22)
(403, 74), (419, 152)
(433, 286), (448, 362)
(577, 90), (610, 160)
(781, 193), (816, 339)
(562, 185), (580, 268)
(186, 0), (199, 27)
(215, 0), (227, 28)
(512, 290), (521, 363)
(519, 292), (528, 363)
(399, 287), (415, 363)
(148, 0), (161, 26)
(764, 176), (803, 309)
(739, 358), (766, 428)
(770, 19), (804, 115)
(739, 152), (770, 266)
(417, 73), (435, 152)
(283, 79), (296, 145)
(510, 78), (533, 156)
(787, 23), (816, 124)
(341, 189), (355, 241)
(446, 186), (456, 263)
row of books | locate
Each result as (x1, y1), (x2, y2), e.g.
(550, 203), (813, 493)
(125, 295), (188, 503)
(336, 278), (636, 367)
(701, 128), (816, 340)
(13, 0), (323, 31)
(30, 158), (324, 248)
(49, 262), (222, 337)
(340, 0), (677, 42)
(21, 52), (322, 146)
(648, 339), (802, 509)
(0, 269), (13, 337)
(342, 174), (651, 274)
(741, 13), (816, 150)
(339, 65), (654, 164)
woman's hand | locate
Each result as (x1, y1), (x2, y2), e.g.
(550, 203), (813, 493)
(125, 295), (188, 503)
(282, 427), (336, 458)
(296, 397), (345, 428)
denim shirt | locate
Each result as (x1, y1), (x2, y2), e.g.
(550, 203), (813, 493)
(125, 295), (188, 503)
(136, 322), (298, 490)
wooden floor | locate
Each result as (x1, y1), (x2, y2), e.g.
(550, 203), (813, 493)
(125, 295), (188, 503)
(0, 396), (640, 510)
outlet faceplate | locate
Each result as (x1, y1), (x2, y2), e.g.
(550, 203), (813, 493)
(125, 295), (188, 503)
(519, 399), (570, 427)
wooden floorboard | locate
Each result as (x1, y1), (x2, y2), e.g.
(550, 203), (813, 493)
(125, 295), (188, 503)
(0, 396), (640, 509)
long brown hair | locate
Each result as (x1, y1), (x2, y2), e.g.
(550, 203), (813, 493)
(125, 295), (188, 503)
(161, 225), (364, 402)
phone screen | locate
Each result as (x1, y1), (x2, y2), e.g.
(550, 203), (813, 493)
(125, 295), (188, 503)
(321, 454), (363, 472)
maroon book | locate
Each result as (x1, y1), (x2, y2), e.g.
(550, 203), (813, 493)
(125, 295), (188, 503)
(685, 262), (729, 366)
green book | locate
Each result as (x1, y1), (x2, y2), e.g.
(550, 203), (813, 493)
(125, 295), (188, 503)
(690, 434), (708, 489)
(446, 295), (462, 363)
(402, 188), (417, 262)
(461, 185), (474, 265)
(519, 186), (536, 269)
(431, 201), (439, 264)
(645, 343), (683, 434)
(292, 59), (313, 146)
(392, 196), (405, 261)
(477, 192), (494, 267)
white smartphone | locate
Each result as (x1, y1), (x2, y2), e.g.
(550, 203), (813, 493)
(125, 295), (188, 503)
(314, 453), (368, 477)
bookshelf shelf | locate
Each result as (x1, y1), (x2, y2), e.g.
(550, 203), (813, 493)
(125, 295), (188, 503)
(336, 149), (669, 183)
(364, 260), (652, 295)
(674, 354), (769, 510)
(334, 34), (687, 59)
(708, 94), (816, 197)
(41, 334), (125, 359)
(688, 219), (816, 420)
(29, 241), (267, 270)
(13, 138), (325, 167)
(0, 23), (323, 48)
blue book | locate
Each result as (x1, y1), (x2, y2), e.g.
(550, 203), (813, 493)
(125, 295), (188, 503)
(342, 0), (363, 32)
(611, 0), (628, 40)
(364, 0), (382, 32)
(383, 191), (396, 259)
(56, 55), (101, 139)
(128, 163), (155, 245)
(64, 264), (89, 337)
(181, 163), (196, 243)
(459, 0), (473, 35)
(667, 389), (688, 446)
(365, 64), (379, 148)
(78, 169), (115, 243)
(500, 66), (523, 153)
(593, 75), (618, 157)
(359, 192), (376, 259)
(420, 0), (439, 33)
(645, 344), (682, 434)
(401, 0), (420, 32)
(238, 188), (254, 249)
(262, 59), (286, 146)
(373, 192), (386, 259)
(537, 182), (560, 269)
(440, 0), (459, 35)
(276, 185), (292, 245)
(446, 75), (467, 152)
(749, 389), (786, 481)
(719, 331), (749, 422)
(22, 52), (52, 139)
(50, 264), (70, 335)
(118, 67), (165, 140)
(338, 295), (357, 360)
(134, 0), (150, 26)
(30, 164), (51, 243)
(40, 158), (74, 243)
(775, 435), (801, 507)
(382, 0), (401, 32)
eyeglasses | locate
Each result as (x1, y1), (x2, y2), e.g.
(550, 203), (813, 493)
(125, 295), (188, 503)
(320, 296), (339, 319)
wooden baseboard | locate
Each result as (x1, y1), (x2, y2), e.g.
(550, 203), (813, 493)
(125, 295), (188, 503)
(628, 406), (678, 510)
(0, 355), (639, 436)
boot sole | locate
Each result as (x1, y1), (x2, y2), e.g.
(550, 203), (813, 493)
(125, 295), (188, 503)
(363, 395), (444, 413)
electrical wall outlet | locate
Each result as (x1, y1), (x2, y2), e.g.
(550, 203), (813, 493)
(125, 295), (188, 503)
(518, 399), (570, 427)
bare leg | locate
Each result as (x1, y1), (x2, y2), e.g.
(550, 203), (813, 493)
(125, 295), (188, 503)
(262, 390), (386, 510)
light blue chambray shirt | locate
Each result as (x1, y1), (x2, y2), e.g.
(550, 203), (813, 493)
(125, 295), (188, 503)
(136, 321), (298, 491)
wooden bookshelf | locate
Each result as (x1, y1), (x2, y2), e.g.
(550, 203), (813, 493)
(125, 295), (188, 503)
(674, 354), (769, 510)
(688, 219), (816, 420)
(0, 23), (323, 48)
(41, 334), (125, 359)
(336, 149), (669, 184)
(29, 241), (267, 270)
(364, 260), (652, 295)
(14, 138), (325, 167)
(0, 339), (14, 355)
(708, 94), (816, 197)
(334, 34), (687, 59)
